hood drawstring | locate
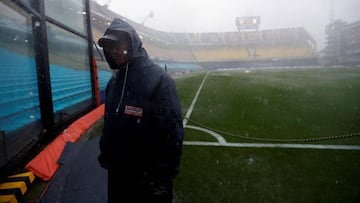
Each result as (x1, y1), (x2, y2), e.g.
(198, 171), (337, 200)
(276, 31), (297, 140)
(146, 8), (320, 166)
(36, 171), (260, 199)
(115, 62), (129, 114)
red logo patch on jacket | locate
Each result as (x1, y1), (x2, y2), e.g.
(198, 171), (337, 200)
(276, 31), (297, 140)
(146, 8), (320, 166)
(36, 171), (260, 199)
(124, 105), (143, 117)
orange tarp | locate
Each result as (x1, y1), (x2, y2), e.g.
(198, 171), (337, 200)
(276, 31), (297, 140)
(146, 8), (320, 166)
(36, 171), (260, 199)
(25, 104), (104, 181)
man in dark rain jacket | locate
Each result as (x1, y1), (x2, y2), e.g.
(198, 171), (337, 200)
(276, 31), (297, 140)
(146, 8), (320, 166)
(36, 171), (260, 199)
(97, 18), (184, 203)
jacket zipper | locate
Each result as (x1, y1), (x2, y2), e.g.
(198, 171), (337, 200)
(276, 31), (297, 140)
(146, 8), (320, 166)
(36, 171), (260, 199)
(115, 62), (129, 115)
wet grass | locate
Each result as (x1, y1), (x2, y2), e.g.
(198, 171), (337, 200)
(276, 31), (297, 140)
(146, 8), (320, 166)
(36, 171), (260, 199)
(174, 67), (360, 202)
(180, 67), (360, 144)
(174, 146), (360, 203)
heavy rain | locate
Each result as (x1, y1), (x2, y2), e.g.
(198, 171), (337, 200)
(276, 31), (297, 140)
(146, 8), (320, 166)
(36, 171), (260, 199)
(1, 0), (360, 202)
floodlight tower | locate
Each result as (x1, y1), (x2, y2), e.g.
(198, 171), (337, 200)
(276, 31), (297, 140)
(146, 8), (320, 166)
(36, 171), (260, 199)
(141, 11), (154, 26)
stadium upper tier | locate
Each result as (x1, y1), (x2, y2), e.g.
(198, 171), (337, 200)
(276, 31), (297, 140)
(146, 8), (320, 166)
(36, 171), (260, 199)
(90, 1), (316, 62)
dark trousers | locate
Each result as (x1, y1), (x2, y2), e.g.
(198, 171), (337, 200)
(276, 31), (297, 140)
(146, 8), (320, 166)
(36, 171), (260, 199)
(107, 166), (173, 203)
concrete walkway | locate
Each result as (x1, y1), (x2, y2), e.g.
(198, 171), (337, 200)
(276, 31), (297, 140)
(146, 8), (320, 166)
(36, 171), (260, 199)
(39, 137), (107, 203)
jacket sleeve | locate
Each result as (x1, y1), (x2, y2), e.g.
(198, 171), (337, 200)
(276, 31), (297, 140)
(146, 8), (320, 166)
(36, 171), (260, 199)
(152, 73), (184, 179)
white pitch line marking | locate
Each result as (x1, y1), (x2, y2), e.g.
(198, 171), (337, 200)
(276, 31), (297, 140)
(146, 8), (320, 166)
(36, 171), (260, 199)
(184, 141), (360, 150)
(183, 72), (209, 127)
(185, 125), (227, 144)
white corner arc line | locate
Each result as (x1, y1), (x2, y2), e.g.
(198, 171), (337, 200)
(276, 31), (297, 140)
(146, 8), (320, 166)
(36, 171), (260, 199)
(185, 125), (227, 144)
(183, 141), (360, 150)
(183, 72), (209, 127)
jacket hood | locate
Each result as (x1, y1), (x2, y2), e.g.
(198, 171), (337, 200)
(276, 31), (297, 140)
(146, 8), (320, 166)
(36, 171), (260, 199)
(99, 18), (148, 68)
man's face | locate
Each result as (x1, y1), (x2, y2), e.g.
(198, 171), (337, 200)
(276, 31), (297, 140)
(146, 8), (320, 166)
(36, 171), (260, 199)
(104, 40), (129, 66)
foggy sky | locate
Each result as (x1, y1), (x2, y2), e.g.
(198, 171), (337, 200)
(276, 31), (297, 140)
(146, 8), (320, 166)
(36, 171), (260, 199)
(96, 0), (360, 51)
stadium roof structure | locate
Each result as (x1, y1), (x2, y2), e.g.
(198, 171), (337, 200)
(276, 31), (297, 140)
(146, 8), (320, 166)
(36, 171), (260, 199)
(90, 1), (316, 49)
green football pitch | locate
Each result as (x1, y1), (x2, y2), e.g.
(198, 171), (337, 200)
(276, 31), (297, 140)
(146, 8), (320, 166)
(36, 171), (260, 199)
(174, 66), (360, 203)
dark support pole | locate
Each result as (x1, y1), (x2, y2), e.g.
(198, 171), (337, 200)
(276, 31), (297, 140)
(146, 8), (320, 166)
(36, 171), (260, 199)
(0, 131), (7, 181)
(0, 131), (7, 169)
(85, 0), (99, 106)
(32, 0), (54, 128)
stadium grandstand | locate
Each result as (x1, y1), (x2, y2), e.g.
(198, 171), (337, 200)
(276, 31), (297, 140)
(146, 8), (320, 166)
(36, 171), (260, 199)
(321, 19), (360, 66)
(90, 1), (318, 70)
